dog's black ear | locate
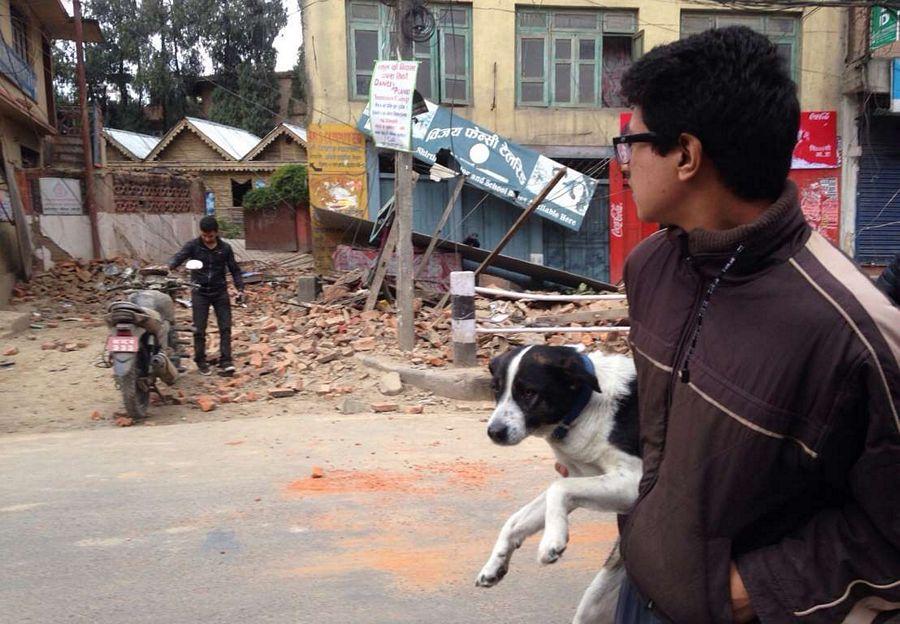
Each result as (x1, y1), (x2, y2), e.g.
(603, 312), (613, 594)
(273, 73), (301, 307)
(558, 352), (601, 394)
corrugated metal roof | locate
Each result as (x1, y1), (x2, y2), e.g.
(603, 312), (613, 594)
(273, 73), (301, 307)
(104, 128), (160, 160)
(185, 117), (261, 160)
(283, 123), (308, 143)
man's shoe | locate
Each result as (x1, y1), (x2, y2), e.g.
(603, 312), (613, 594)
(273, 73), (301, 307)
(219, 362), (236, 376)
(197, 362), (212, 376)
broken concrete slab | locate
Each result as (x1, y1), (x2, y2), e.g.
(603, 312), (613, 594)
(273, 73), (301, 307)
(340, 397), (368, 414)
(377, 372), (403, 396)
(356, 354), (492, 401)
(0, 310), (31, 338)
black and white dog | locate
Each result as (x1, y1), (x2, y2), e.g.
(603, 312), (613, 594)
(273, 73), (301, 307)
(476, 345), (642, 624)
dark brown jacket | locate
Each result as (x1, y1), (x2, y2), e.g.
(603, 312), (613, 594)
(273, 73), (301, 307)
(622, 182), (900, 624)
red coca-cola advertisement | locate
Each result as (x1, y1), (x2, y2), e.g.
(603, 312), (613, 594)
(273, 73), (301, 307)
(608, 112), (658, 284)
(608, 111), (842, 281)
(792, 111), (838, 169)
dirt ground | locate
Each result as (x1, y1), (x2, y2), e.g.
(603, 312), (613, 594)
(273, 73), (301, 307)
(0, 320), (483, 435)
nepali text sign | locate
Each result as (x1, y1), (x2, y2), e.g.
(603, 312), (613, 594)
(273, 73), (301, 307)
(792, 111), (838, 170)
(39, 178), (83, 215)
(871, 7), (899, 51)
(368, 61), (419, 151)
(358, 101), (597, 232)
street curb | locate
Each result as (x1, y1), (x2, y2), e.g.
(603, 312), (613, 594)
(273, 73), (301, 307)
(355, 354), (493, 401)
(0, 310), (31, 338)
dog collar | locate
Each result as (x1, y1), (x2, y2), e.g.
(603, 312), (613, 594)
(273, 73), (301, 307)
(552, 354), (597, 441)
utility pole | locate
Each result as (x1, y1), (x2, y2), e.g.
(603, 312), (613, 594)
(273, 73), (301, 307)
(394, 0), (416, 351)
(73, 0), (101, 259)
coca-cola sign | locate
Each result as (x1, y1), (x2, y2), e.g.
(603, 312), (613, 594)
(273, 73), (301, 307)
(792, 111), (838, 169)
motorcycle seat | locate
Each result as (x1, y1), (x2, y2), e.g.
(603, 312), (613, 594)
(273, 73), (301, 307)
(107, 301), (162, 322)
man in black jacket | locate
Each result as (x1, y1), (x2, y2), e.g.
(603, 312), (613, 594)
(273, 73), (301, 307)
(169, 216), (244, 375)
(614, 27), (899, 624)
(875, 252), (899, 305)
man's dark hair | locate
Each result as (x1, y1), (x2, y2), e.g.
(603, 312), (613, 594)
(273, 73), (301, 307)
(199, 216), (219, 232)
(620, 26), (799, 201)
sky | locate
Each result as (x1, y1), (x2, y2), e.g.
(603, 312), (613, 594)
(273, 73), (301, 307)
(61, 0), (303, 72)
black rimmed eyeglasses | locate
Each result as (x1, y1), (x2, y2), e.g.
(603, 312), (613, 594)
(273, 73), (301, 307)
(612, 132), (659, 166)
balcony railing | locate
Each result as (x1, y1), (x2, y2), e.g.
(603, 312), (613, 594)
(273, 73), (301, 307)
(0, 36), (36, 100)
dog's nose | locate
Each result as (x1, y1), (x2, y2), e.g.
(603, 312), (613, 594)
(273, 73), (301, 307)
(487, 423), (508, 443)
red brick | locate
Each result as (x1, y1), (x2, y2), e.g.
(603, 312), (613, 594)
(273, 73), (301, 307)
(311, 466), (325, 479)
(195, 395), (217, 412)
(371, 402), (399, 413)
(403, 405), (424, 414)
(352, 337), (377, 351)
(2, 347), (18, 356)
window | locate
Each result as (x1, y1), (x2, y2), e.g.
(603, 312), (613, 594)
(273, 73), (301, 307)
(516, 9), (639, 108)
(680, 12), (800, 80)
(10, 6), (30, 66)
(347, 1), (472, 104)
(232, 179), (252, 207)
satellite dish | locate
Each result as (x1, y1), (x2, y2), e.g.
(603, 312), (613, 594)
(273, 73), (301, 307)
(185, 259), (203, 270)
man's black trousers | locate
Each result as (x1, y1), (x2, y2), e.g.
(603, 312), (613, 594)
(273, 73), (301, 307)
(192, 288), (232, 366)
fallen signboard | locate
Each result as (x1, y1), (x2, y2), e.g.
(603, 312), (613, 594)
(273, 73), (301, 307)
(314, 207), (618, 292)
(358, 100), (598, 232)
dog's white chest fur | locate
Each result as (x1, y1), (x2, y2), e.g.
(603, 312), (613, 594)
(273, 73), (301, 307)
(478, 346), (643, 624)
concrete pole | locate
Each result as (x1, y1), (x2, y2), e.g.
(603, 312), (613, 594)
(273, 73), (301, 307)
(394, 0), (416, 351)
(450, 271), (477, 367)
(72, 0), (101, 259)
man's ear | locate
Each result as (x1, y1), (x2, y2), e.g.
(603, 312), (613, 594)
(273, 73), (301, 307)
(677, 132), (703, 182)
(557, 353), (601, 394)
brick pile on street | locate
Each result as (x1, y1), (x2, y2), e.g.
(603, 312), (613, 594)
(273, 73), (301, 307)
(10, 257), (630, 425)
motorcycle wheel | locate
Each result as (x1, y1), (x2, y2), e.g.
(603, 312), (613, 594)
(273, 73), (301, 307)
(121, 352), (150, 419)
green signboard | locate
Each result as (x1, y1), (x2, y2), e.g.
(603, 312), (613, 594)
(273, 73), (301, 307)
(870, 6), (899, 51)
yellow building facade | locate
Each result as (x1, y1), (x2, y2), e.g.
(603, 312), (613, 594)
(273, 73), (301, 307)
(303, 0), (845, 152)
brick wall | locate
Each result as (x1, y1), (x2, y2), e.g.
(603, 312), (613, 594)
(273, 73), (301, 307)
(108, 171), (200, 214)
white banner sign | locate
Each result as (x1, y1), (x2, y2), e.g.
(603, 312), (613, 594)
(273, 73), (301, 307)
(369, 60), (418, 151)
(39, 177), (83, 215)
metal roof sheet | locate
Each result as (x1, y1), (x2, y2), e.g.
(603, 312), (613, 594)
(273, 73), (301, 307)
(185, 117), (261, 160)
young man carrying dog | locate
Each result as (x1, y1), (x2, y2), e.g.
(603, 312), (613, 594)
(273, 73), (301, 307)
(615, 27), (899, 624)
(169, 216), (244, 376)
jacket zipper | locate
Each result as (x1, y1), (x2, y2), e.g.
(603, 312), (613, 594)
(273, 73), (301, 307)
(623, 258), (707, 541)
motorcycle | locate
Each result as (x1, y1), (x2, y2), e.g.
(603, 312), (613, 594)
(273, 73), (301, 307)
(104, 260), (200, 419)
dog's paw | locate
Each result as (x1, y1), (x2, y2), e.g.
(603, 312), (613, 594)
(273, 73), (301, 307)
(538, 533), (568, 565)
(475, 560), (509, 587)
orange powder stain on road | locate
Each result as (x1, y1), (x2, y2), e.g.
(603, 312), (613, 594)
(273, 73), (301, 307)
(283, 461), (502, 497)
(286, 512), (620, 593)
(285, 470), (433, 495)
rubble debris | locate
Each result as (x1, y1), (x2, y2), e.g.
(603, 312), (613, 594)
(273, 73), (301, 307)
(90, 410), (103, 421)
(403, 405), (424, 414)
(114, 416), (134, 427)
(195, 395), (217, 412)
(371, 402), (399, 413)
(311, 466), (325, 479)
(378, 372), (403, 396)
(13, 253), (631, 422)
(1, 347), (18, 356)
(340, 397), (368, 414)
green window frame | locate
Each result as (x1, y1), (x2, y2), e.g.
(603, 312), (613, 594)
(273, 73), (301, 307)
(515, 9), (638, 108)
(347, 1), (472, 104)
(680, 12), (801, 82)
(11, 6), (31, 67)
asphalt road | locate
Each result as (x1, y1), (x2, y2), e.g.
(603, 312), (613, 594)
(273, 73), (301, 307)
(0, 408), (618, 624)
